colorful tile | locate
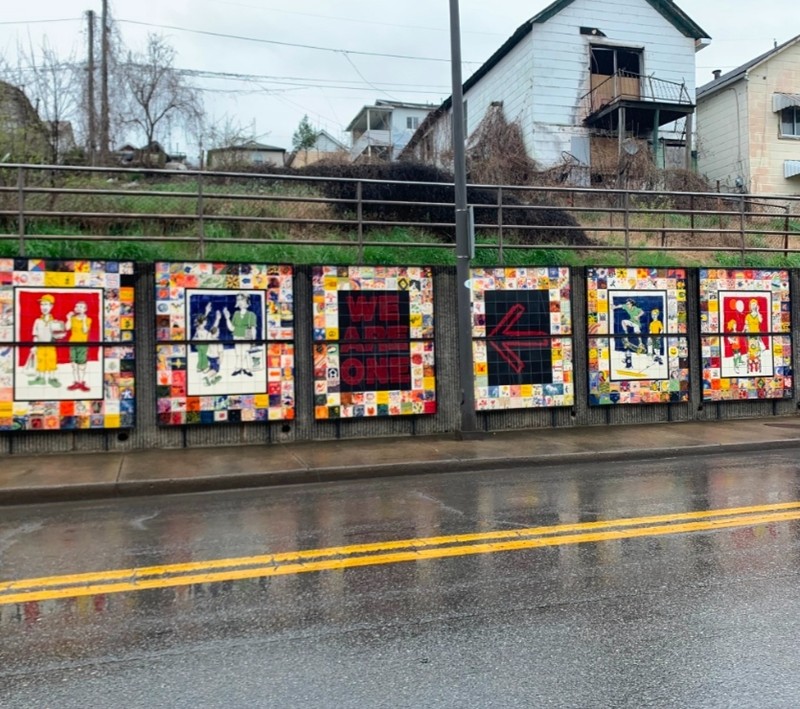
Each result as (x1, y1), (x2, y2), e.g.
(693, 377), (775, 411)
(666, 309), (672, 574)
(1, 259), (135, 431)
(699, 268), (792, 401)
(587, 267), (689, 405)
(312, 265), (435, 419)
(471, 267), (573, 410)
(155, 262), (295, 425)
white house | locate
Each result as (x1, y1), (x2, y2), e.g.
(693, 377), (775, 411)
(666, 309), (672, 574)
(206, 141), (286, 169)
(401, 0), (710, 178)
(696, 35), (800, 196)
(346, 100), (437, 162)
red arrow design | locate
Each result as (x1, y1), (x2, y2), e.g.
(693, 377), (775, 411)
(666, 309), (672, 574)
(489, 340), (550, 374)
(487, 303), (551, 372)
(488, 303), (549, 338)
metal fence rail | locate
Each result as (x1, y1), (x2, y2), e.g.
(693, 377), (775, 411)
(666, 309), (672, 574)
(0, 163), (798, 264)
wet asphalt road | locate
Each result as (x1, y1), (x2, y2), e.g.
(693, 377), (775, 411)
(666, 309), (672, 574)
(2, 449), (800, 708)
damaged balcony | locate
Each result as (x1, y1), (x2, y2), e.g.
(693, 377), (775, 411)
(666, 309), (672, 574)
(581, 71), (694, 136)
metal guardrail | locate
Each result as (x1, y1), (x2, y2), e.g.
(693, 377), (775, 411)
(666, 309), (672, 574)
(0, 163), (798, 265)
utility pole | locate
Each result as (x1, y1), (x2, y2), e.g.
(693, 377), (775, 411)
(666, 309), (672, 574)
(449, 0), (478, 435)
(100, 0), (110, 163)
(86, 10), (96, 166)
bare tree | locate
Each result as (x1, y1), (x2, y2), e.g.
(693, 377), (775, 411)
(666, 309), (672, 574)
(23, 40), (81, 164)
(122, 34), (203, 151)
(0, 41), (80, 164)
(198, 114), (257, 168)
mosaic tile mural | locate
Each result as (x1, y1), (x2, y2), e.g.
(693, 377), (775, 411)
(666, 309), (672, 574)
(155, 262), (294, 425)
(587, 267), (689, 405)
(312, 265), (435, 419)
(470, 267), (573, 410)
(0, 259), (135, 431)
(699, 269), (792, 400)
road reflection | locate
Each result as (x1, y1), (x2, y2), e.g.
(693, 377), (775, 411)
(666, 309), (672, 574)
(2, 452), (800, 654)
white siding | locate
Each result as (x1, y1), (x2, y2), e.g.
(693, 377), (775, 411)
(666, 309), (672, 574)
(528, 0), (697, 165)
(390, 107), (433, 156)
(463, 33), (536, 140)
(696, 82), (749, 190)
(412, 0), (700, 170)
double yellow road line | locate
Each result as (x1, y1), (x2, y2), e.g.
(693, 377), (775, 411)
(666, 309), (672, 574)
(2, 500), (799, 606)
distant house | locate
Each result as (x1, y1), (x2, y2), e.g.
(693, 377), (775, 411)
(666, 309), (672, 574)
(696, 35), (800, 195)
(401, 0), (709, 180)
(286, 130), (348, 167)
(346, 100), (436, 162)
(206, 141), (286, 169)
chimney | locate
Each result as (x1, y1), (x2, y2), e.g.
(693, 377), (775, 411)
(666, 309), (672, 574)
(713, 70), (722, 80)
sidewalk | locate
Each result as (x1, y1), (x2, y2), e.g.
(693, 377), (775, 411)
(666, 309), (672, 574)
(3, 416), (800, 505)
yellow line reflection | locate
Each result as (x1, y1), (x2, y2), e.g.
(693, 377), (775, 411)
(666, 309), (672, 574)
(1, 501), (798, 605)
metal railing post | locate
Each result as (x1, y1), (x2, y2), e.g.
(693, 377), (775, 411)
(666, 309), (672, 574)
(497, 186), (504, 265)
(739, 195), (746, 264)
(197, 170), (205, 259)
(17, 166), (25, 256)
(785, 213), (790, 259)
(624, 190), (630, 265)
(356, 180), (364, 264)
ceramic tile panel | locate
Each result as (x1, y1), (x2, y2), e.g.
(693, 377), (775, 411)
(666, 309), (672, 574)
(470, 267), (573, 410)
(587, 267), (689, 405)
(155, 262), (294, 425)
(312, 265), (435, 419)
(699, 268), (792, 401)
(0, 258), (135, 431)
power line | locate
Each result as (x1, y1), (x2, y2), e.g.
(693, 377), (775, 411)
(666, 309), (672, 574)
(0, 18), (81, 26)
(116, 18), (479, 64)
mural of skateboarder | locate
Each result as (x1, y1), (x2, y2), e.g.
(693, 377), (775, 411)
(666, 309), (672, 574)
(614, 298), (645, 367)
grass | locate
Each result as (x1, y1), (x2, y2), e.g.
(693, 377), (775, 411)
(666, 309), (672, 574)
(2, 173), (799, 268)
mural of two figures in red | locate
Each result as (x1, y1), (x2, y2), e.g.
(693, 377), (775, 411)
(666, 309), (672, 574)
(15, 288), (103, 400)
(719, 291), (772, 378)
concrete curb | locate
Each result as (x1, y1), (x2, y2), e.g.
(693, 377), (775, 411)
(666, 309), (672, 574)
(2, 436), (799, 507)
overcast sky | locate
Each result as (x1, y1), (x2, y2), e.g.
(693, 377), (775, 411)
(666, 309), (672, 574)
(0, 0), (796, 159)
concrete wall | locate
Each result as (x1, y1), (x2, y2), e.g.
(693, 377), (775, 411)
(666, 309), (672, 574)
(2, 265), (798, 457)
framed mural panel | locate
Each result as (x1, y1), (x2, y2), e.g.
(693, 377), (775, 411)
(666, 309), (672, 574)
(587, 267), (689, 405)
(699, 268), (792, 400)
(470, 267), (573, 410)
(0, 259), (135, 431)
(155, 262), (294, 425)
(312, 265), (435, 419)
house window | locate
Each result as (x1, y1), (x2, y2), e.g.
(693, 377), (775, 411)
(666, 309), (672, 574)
(780, 107), (800, 137)
(590, 46), (642, 77)
(407, 116), (419, 130)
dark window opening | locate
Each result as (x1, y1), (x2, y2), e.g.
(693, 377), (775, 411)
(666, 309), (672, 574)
(591, 46), (642, 76)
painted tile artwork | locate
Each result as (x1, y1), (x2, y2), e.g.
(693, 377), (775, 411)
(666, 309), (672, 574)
(699, 269), (792, 400)
(312, 265), (435, 419)
(0, 259), (135, 431)
(155, 262), (294, 425)
(587, 267), (689, 405)
(470, 267), (573, 410)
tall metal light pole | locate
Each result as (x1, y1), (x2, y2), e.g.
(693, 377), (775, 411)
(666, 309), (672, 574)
(448, 0), (478, 435)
